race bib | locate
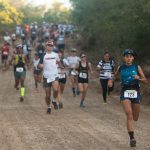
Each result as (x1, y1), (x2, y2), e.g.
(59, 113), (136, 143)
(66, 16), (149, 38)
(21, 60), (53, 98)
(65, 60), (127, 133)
(3, 51), (8, 55)
(21, 34), (25, 37)
(71, 70), (77, 76)
(47, 76), (56, 83)
(104, 72), (112, 78)
(16, 67), (24, 72)
(59, 37), (64, 41)
(79, 73), (87, 79)
(124, 90), (138, 98)
(59, 73), (66, 79)
(39, 50), (43, 54)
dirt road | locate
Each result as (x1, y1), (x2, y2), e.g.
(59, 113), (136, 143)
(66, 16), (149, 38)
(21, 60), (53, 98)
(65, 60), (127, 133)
(0, 58), (150, 150)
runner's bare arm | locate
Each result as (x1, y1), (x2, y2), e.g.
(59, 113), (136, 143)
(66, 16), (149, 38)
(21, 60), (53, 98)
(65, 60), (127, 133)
(134, 66), (148, 83)
(74, 64), (79, 72)
(114, 66), (120, 80)
(96, 63), (101, 71)
(38, 64), (44, 69)
(88, 62), (93, 74)
(9, 54), (15, 65)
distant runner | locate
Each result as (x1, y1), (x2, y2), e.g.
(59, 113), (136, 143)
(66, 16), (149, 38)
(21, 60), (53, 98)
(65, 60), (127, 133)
(97, 52), (115, 104)
(39, 40), (60, 114)
(57, 50), (69, 108)
(10, 44), (27, 102)
(1, 42), (10, 70)
(67, 48), (80, 97)
(76, 52), (93, 107)
(32, 53), (42, 92)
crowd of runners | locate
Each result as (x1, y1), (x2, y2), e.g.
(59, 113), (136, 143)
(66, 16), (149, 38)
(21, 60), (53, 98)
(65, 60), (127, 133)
(0, 22), (148, 148)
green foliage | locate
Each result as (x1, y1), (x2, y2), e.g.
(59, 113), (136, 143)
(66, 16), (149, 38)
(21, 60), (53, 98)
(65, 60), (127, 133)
(44, 1), (71, 23)
(70, 0), (150, 61)
(21, 4), (45, 24)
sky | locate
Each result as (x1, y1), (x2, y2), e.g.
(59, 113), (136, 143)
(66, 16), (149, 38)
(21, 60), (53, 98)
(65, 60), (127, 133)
(26, 0), (71, 8)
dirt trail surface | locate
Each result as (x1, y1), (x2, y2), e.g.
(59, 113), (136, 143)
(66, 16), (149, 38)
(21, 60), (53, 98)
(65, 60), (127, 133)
(0, 50), (150, 150)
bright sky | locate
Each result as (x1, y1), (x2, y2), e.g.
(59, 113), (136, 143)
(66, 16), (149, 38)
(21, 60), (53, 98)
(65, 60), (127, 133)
(26, 0), (71, 8)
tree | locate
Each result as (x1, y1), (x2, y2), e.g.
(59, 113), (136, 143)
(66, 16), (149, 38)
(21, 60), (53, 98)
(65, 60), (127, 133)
(70, 0), (150, 61)
(44, 1), (71, 23)
(0, 0), (23, 25)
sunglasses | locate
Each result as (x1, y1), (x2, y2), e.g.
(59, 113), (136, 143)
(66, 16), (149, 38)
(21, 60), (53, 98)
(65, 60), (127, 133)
(46, 44), (53, 47)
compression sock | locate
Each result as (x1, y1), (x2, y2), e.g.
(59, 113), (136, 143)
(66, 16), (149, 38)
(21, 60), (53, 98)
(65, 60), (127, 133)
(80, 99), (85, 107)
(72, 87), (76, 96)
(128, 131), (134, 140)
(20, 87), (25, 97)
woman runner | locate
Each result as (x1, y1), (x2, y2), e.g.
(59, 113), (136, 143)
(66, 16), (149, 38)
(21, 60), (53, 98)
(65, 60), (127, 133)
(115, 49), (147, 147)
(76, 53), (93, 107)
(97, 52), (115, 104)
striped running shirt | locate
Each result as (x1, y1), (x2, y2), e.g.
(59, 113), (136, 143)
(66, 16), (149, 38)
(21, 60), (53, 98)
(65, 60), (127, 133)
(97, 60), (114, 79)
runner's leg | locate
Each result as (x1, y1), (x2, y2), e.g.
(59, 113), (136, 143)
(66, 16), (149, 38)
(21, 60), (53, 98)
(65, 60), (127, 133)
(132, 103), (140, 121)
(70, 76), (76, 96)
(52, 80), (59, 109)
(100, 79), (108, 103)
(122, 100), (136, 147)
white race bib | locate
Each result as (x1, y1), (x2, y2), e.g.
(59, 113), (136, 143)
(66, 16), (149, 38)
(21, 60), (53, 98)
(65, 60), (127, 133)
(104, 72), (112, 78)
(3, 51), (8, 55)
(16, 67), (24, 72)
(59, 37), (64, 41)
(79, 73), (87, 79)
(59, 73), (66, 79)
(47, 75), (56, 83)
(39, 50), (43, 54)
(124, 90), (138, 98)
(71, 70), (77, 76)
(21, 34), (25, 37)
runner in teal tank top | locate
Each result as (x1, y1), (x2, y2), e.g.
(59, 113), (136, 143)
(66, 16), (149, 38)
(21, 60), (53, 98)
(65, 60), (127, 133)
(115, 49), (147, 147)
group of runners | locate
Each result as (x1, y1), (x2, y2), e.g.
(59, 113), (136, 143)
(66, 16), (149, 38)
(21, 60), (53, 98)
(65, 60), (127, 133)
(0, 22), (148, 148)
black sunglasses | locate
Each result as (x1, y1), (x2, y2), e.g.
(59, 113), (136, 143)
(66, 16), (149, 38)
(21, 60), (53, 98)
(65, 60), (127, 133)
(46, 44), (53, 47)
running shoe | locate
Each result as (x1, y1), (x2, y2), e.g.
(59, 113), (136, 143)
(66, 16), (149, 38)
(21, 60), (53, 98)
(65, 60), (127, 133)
(47, 107), (51, 114)
(52, 101), (58, 110)
(59, 102), (63, 109)
(80, 101), (85, 108)
(130, 138), (136, 147)
(103, 102), (107, 105)
(20, 97), (24, 102)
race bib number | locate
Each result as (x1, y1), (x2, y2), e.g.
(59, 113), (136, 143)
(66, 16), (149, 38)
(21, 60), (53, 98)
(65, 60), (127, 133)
(21, 34), (25, 37)
(59, 37), (64, 41)
(71, 70), (77, 76)
(124, 90), (138, 98)
(79, 73), (87, 79)
(39, 50), (43, 54)
(16, 67), (24, 72)
(59, 73), (66, 79)
(47, 76), (56, 83)
(3, 51), (8, 55)
(104, 72), (112, 78)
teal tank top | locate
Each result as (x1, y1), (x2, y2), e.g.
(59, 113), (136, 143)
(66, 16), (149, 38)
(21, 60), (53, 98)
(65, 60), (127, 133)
(119, 64), (139, 86)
